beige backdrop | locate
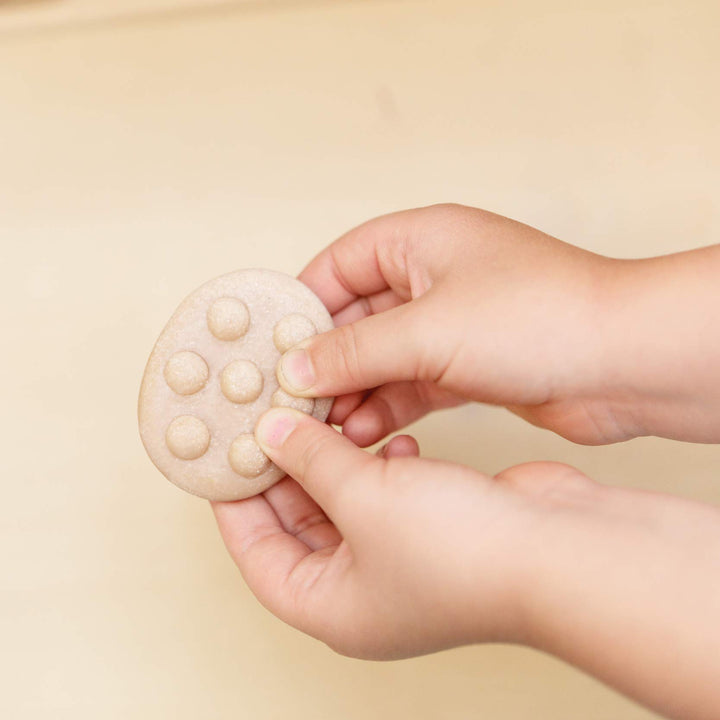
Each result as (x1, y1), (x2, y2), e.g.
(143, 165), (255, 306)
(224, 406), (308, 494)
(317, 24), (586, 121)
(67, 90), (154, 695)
(2, 1), (719, 718)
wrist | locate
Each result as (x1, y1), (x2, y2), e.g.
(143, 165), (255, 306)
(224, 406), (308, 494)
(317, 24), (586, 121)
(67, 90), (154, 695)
(460, 463), (606, 648)
(590, 250), (720, 442)
(515, 471), (720, 720)
(515, 471), (613, 651)
(486, 463), (609, 648)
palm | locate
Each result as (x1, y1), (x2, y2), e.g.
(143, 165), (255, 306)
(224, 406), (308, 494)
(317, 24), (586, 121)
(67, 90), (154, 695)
(212, 434), (419, 630)
(213, 475), (343, 622)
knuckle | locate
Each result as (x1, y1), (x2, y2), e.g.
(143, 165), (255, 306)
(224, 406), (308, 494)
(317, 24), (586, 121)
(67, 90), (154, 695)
(424, 202), (494, 241)
(494, 461), (598, 507)
(331, 323), (364, 386)
(426, 201), (465, 216)
(294, 426), (334, 481)
(289, 420), (379, 507)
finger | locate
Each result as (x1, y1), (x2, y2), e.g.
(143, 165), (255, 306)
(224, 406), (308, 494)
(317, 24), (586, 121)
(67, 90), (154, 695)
(255, 407), (377, 518)
(327, 391), (366, 426)
(263, 476), (342, 551)
(332, 288), (404, 328)
(376, 434), (420, 458)
(277, 299), (436, 399)
(299, 209), (418, 315)
(343, 381), (462, 447)
(211, 496), (315, 620)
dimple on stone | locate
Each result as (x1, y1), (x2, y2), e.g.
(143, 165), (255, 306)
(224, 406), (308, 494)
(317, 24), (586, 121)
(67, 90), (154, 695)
(271, 388), (315, 414)
(166, 415), (210, 460)
(228, 433), (271, 477)
(273, 313), (316, 353)
(207, 297), (250, 341)
(220, 359), (264, 404)
(164, 350), (209, 395)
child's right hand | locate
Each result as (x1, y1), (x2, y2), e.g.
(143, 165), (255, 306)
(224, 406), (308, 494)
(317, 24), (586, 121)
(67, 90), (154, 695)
(279, 203), (720, 445)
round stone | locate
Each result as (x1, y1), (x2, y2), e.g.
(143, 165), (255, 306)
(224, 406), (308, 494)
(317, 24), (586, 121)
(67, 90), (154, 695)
(166, 415), (210, 460)
(271, 387), (315, 414)
(273, 313), (316, 353)
(207, 297), (250, 341)
(138, 268), (336, 501)
(220, 359), (264, 404)
(163, 351), (209, 395)
(228, 434), (271, 477)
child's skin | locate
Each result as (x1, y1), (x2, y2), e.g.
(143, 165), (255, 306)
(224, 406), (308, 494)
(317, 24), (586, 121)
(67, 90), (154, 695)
(212, 204), (720, 720)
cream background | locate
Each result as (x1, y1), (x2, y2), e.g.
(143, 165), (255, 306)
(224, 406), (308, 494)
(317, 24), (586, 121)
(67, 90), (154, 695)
(1, 1), (719, 718)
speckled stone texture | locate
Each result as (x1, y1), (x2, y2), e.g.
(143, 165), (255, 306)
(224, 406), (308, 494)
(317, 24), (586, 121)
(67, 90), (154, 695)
(138, 269), (334, 501)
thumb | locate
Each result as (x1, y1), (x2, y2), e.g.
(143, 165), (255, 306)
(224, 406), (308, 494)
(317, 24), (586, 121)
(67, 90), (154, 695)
(276, 301), (431, 398)
(255, 407), (377, 516)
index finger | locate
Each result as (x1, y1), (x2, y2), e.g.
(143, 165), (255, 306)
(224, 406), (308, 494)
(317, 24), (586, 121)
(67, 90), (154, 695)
(299, 208), (419, 314)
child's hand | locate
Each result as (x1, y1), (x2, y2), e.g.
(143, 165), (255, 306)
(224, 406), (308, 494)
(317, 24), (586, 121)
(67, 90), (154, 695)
(279, 204), (720, 444)
(214, 410), (720, 719)
(212, 206), (720, 719)
(213, 408), (543, 659)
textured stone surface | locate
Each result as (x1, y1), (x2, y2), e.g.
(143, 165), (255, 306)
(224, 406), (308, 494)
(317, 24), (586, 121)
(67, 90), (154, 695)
(139, 269), (333, 500)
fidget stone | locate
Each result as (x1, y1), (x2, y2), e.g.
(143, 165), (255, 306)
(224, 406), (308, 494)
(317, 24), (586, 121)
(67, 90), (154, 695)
(138, 269), (334, 501)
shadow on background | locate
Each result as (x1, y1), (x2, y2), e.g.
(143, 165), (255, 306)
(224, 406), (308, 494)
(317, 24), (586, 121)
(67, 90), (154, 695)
(0, 0), (409, 42)
(0, 0), (60, 7)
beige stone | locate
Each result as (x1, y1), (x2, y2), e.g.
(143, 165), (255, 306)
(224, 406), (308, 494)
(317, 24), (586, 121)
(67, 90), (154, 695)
(138, 269), (334, 500)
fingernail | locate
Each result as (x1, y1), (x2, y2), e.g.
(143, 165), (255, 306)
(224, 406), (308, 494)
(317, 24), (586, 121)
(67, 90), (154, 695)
(255, 408), (300, 450)
(278, 348), (316, 392)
